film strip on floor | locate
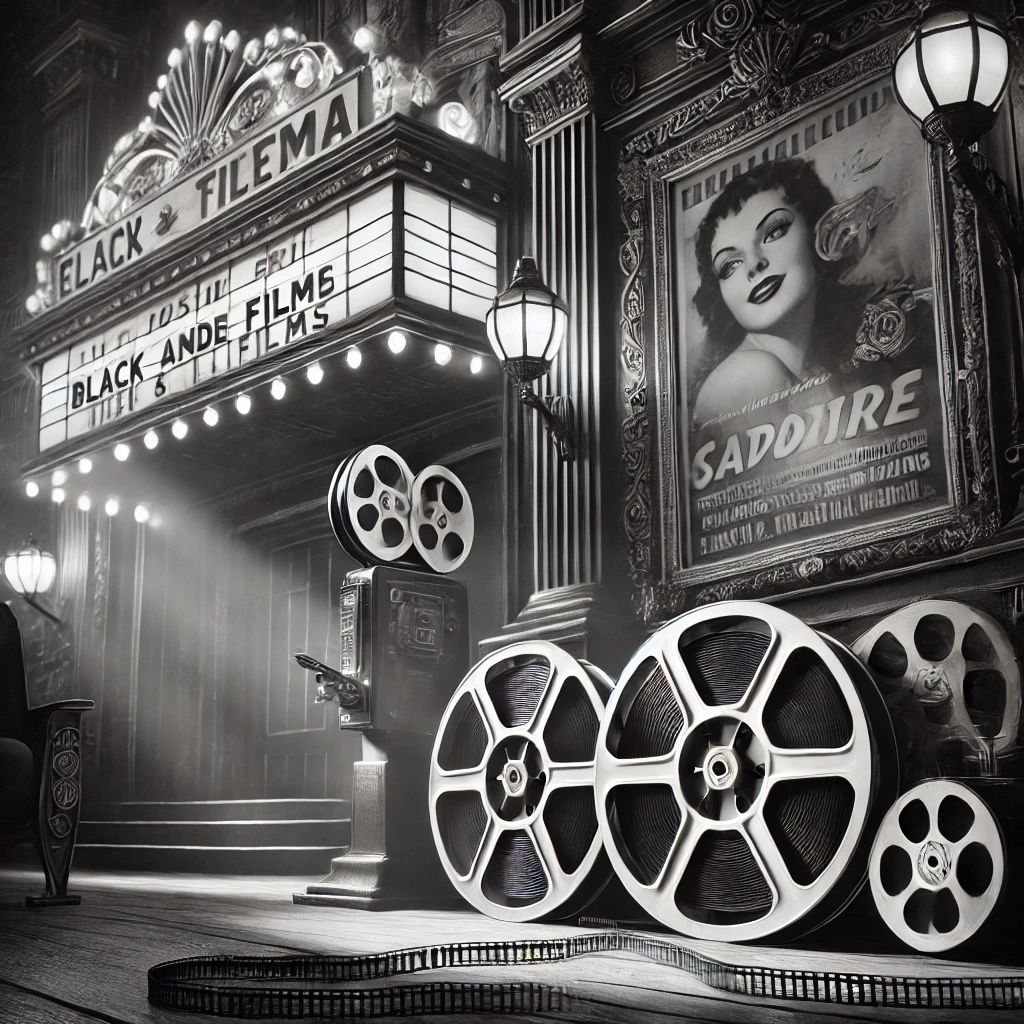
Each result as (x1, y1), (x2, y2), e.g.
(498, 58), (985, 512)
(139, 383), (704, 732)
(148, 931), (1024, 1017)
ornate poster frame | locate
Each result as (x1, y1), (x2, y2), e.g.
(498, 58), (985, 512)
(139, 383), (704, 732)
(618, 34), (1003, 626)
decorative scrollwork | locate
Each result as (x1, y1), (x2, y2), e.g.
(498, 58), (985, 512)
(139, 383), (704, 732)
(610, 63), (638, 107)
(48, 813), (72, 839)
(508, 56), (593, 141)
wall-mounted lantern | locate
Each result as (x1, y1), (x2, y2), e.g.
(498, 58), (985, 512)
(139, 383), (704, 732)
(892, 4), (1022, 268)
(486, 257), (575, 460)
(2, 537), (60, 623)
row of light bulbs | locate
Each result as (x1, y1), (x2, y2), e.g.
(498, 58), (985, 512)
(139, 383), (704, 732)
(25, 480), (152, 523)
(24, 333), (484, 509)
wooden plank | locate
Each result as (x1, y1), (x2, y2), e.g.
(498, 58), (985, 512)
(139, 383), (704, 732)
(0, 983), (114, 1024)
(1, 869), (1020, 1024)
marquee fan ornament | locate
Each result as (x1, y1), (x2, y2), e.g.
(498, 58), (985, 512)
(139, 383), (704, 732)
(26, 22), (342, 315)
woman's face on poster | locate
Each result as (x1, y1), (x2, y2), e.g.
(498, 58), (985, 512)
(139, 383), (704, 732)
(710, 188), (817, 336)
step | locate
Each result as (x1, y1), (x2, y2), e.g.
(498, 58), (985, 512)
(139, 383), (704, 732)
(72, 798), (350, 874)
(85, 799), (348, 822)
(73, 844), (343, 875)
(77, 818), (351, 849)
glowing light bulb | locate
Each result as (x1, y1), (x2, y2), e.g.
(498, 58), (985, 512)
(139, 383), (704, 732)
(52, 488), (66, 504)
(346, 348), (362, 369)
(470, 355), (483, 374)
(104, 497), (120, 517)
(235, 393), (252, 415)
(203, 407), (219, 427)
(114, 443), (130, 461)
(306, 362), (324, 385)
(270, 377), (286, 400)
(134, 504), (150, 524)
(171, 419), (188, 439)
(353, 26), (374, 52)
(25, 294), (41, 314)
(40, 234), (56, 253)
(79, 457), (92, 474)
(51, 469), (68, 486)
(434, 343), (453, 366)
(25, 481), (39, 498)
(144, 430), (159, 450)
(51, 222), (66, 242)
(387, 330), (407, 354)
(77, 494), (91, 512)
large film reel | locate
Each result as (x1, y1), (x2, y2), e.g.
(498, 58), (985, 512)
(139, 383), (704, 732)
(853, 601), (1022, 779)
(327, 445), (418, 566)
(428, 641), (613, 922)
(869, 779), (1005, 953)
(595, 602), (896, 942)
(411, 465), (474, 573)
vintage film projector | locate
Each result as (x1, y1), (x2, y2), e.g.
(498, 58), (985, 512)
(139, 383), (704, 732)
(294, 444), (475, 909)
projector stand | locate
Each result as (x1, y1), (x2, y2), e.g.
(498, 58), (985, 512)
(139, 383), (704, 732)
(294, 730), (458, 910)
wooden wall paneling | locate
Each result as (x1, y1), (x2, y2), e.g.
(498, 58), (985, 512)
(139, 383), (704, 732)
(134, 527), (167, 800)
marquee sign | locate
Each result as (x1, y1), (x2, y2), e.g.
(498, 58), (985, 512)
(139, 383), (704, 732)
(49, 80), (359, 310)
(38, 183), (498, 451)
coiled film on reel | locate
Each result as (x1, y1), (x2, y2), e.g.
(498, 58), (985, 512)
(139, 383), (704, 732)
(428, 641), (614, 922)
(853, 601), (1022, 781)
(595, 601), (897, 942)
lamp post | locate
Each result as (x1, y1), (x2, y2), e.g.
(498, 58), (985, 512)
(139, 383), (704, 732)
(486, 257), (576, 460)
(892, 4), (1023, 268)
(2, 537), (60, 623)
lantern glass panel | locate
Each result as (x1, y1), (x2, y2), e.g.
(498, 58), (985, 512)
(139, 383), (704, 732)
(894, 46), (933, 121)
(3, 554), (23, 593)
(920, 25), (976, 107)
(974, 28), (1009, 107)
(36, 553), (56, 594)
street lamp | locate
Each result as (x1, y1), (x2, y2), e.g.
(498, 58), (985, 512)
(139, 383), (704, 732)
(2, 537), (60, 623)
(486, 257), (575, 460)
(892, 5), (1022, 268)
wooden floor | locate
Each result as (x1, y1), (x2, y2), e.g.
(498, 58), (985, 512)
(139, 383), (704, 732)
(1, 866), (1021, 1024)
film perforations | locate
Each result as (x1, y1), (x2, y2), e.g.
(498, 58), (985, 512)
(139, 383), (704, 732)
(429, 641), (613, 922)
(596, 601), (894, 942)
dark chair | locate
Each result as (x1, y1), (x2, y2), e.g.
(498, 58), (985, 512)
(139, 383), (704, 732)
(0, 602), (93, 906)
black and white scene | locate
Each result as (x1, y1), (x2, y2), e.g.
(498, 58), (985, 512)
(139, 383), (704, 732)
(1, 2), (1023, 1022)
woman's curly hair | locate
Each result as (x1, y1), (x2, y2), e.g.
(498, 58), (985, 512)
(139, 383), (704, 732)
(690, 157), (866, 404)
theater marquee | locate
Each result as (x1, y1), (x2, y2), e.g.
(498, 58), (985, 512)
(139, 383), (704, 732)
(49, 79), (359, 308)
(38, 182), (497, 451)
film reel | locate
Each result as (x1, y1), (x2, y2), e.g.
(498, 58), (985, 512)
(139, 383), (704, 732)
(428, 641), (614, 922)
(595, 601), (896, 942)
(853, 601), (1022, 779)
(327, 445), (418, 566)
(869, 779), (1005, 953)
(411, 465), (474, 573)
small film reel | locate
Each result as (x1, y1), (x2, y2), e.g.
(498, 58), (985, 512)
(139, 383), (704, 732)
(853, 601), (1022, 779)
(869, 779), (1005, 953)
(411, 465), (474, 573)
(595, 602), (896, 942)
(327, 445), (418, 566)
(428, 641), (613, 922)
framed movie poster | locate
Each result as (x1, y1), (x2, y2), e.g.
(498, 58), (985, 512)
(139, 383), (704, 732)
(620, 44), (1014, 623)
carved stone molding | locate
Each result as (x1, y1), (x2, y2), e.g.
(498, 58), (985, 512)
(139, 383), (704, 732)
(506, 52), (594, 143)
(677, 0), (917, 74)
(31, 23), (133, 108)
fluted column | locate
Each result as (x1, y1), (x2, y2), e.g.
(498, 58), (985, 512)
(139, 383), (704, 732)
(481, 5), (640, 671)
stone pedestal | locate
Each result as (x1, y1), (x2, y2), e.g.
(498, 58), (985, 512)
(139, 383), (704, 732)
(294, 730), (458, 910)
